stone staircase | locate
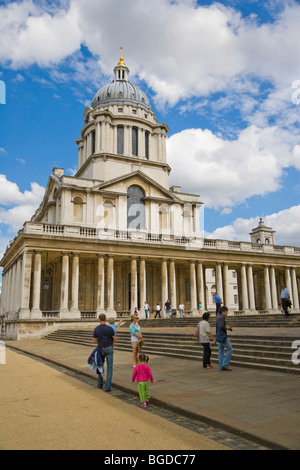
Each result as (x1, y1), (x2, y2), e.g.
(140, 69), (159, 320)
(44, 315), (300, 375)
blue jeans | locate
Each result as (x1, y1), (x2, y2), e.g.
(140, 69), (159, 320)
(145, 309), (149, 320)
(218, 337), (233, 370)
(98, 346), (114, 391)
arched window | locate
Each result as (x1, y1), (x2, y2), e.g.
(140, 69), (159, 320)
(127, 185), (145, 230)
(159, 205), (169, 234)
(103, 199), (115, 230)
(72, 196), (84, 223)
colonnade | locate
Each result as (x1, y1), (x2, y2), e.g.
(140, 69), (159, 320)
(78, 118), (167, 168)
(1, 251), (300, 320)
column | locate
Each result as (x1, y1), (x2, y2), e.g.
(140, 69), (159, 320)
(96, 256), (105, 315)
(107, 256), (115, 316)
(285, 267), (292, 297)
(161, 259), (168, 312)
(139, 258), (146, 319)
(264, 266), (272, 311)
(130, 257), (137, 313)
(291, 267), (300, 310)
(70, 254), (80, 318)
(216, 263), (223, 301)
(197, 262), (205, 311)
(169, 260), (177, 310)
(190, 261), (197, 315)
(222, 263), (230, 311)
(270, 266), (279, 312)
(19, 252), (33, 319)
(247, 264), (256, 312)
(9, 263), (17, 315)
(96, 121), (101, 153)
(31, 252), (42, 318)
(241, 264), (249, 313)
(60, 253), (70, 316)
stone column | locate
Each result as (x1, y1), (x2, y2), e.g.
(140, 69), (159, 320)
(285, 267), (292, 297)
(161, 259), (168, 312)
(169, 260), (177, 311)
(241, 264), (250, 313)
(107, 256), (115, 316)
(96, 256), (105, 316)
(96, 121), (101, 153)
(9, 263), (17, 315)
(270, 266), (279, 312)
(197, 262), (206, 311)
(19, 252), (33, 319)
(222, 263), (230, 312)
(216, 263), (223, 301)
(130, 257), (137, 313)
(247, 264), (256, 312)
(139, 258), (146, 319)
(70, 254), (80, 318)
(60, 253), (70, 317)
(264, 266), (272, 311)
(190, 261), (197, 316)
(291, 267), (300, 311)
(31, 252), (42, 319)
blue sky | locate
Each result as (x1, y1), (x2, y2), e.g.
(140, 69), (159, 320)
(0, 0), (300, 277)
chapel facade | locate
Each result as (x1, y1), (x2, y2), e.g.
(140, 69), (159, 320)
(1, 52), (300, 340)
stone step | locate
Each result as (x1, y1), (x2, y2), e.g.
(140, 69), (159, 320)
(44, 329), (300, 374)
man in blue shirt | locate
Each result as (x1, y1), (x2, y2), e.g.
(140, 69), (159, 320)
(214, 293), (222, 316)
(216, 306), (233, 371)
(93, 314), (117, 392)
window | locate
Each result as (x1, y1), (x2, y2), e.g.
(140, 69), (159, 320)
(132, 127), (138, 156)
(145, 131), (149, 159)
(91, 131), (95, 154)
(73, 196), (84, 223)
(118, 108), (123, 113)
(127, 185), (145, 230)
(132, 109), (137, 115)
(117, 126), (124, 155)
(185, 278), (191, 302)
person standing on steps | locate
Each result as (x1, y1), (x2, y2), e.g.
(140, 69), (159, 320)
(216, 306), (233, 371)
(144, 301), (150, 320)
(214, 293), (222, 316)
(280, 286), (291, 317)
(93, 313), (117, 392)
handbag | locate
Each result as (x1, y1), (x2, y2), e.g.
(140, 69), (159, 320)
(216, 333), (226, 344)
(193, 324), (200, 338)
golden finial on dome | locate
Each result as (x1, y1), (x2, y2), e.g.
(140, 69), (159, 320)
(117, 47), (126, 66)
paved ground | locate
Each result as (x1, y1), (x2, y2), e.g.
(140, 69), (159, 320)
(2, 326), (300, 450)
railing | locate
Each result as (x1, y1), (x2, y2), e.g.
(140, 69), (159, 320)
(16, 221), (300, 255)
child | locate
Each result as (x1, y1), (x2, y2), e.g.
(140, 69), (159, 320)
(108, 317), (124, 334)
(131, 353), (154, 408)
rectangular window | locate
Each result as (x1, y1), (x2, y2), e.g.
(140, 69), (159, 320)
(132, 127), (138, 156)
(92, 131), (96, 154)
(185, 278), (191, 302)
(117, 126), (124, 155)
(145, 131), (149, 159)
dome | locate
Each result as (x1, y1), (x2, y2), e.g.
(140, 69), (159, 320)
(91, 80), (152, 112)
(91, 49), (153, 113)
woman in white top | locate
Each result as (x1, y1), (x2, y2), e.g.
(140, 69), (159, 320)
(198, 312), (216, 370)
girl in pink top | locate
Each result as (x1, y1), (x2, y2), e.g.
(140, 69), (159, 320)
(132, 353), (154, 408)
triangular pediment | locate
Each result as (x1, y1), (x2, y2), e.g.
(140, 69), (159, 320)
(95, 170), (182, 202)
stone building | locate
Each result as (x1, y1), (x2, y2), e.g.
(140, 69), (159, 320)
(1, 52), (300, 340)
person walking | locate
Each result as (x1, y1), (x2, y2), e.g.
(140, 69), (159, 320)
(144, 301), (150, 320)
(198, 312), (216, 370)
(92, 313), (117, 392)
(155, 304), (161, 318)
(130, 314), (143, 368)
(280, 286), (291, 317)
(216, 306), (233, 371)
(164, 299), (171, 318)
(179, 302), (185, 318)
(132, 353), (154, 409)
(214, 293), (222, 316)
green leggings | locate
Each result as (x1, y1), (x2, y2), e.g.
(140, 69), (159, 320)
(138, 381), (150, 403)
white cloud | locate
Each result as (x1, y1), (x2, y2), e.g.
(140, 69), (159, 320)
(206, 205), (300, 247)
(0, 175), (45, 232)
(167, 124), (300, 209)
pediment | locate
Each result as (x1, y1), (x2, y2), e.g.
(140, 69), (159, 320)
(95, 171), (181, 202)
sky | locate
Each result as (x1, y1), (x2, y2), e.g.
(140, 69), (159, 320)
(1, 0), (300, 280)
